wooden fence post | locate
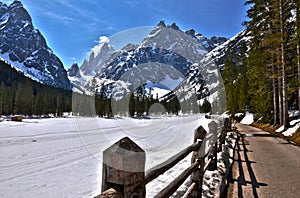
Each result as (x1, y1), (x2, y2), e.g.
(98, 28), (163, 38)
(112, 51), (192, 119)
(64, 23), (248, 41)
(218, 117), (230, 152)
(101, 137), (146, 198)
(208, 142), (218, 171)
(224, 117), (230, 132)
(191, 126), (207, 197)
(207, 121), (218, 171)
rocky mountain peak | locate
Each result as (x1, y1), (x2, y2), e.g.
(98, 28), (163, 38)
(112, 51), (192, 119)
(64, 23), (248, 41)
(185, 29), (196, 37)
(0, 1), (71, 89)
(8, 1), (32, 22)
(67, 63), (80, 77)
(210, 36), (228, 45)
(9, 1), (23, 9)
(80, 42), (114, 76)
(156, 20), (166, 27)
(68, 20), (234, 99)
(168, 22), (180, 31)
(0, 2), (8, 15)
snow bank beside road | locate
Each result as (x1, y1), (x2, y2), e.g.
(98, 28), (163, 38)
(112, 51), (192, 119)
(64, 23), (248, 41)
(276, 119), (300, 137)
(202, 132), (237, 197)
(240, 113), (254, 125)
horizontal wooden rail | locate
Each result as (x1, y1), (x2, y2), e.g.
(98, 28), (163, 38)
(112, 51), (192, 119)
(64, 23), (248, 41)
(182, 182), (196, 198)
(144, 141), (202, 184)
(154, 161), (200, 198)
(203, 158), (212, 172)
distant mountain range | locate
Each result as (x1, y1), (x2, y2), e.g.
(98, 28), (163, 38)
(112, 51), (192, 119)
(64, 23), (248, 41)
(0, 1), (250, 104)
(67, 20), (233, 100)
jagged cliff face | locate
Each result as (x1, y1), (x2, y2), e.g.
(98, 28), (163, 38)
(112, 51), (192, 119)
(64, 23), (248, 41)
(67, 63), (80, 78)
(0, 1), (71, 89)
(80, 43), (115, 76)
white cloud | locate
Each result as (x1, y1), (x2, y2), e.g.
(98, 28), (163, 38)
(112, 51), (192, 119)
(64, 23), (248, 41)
(98, 36), (110, 44)
(91, 45), (103, 57)
(44, 11), (74, 24)
(88, 36), (110, 58)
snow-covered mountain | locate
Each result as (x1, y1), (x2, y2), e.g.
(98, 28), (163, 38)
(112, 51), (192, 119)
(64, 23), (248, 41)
(68, 20), (228, 98)
(67, 22), (252, 115)
(174, 29), (251, 111)
(0, 1), (71, 90)
(200, 29), (251, 70)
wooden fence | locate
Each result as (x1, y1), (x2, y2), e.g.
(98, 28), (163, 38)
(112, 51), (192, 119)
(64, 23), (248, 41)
(96, 117), (231, 198)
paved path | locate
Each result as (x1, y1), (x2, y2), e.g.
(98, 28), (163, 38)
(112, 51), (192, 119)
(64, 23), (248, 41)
(226, 123), (300, 198)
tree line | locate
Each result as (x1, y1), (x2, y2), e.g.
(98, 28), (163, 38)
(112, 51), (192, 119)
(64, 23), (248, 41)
(72, 82), (211, 118)
(0, 59), (72, 116)
(224, 0), (300, 129)
(0, 59), (211, 118)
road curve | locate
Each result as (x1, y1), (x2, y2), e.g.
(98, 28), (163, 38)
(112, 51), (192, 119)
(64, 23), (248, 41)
(226, 123), (300, 198)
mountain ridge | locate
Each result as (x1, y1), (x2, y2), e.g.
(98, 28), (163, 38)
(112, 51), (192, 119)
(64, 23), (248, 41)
(68, 21), (230, 96)
(0, 1), (71, 90)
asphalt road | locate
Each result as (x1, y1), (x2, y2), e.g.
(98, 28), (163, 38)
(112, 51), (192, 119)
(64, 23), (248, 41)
(226, 123), (300, 198)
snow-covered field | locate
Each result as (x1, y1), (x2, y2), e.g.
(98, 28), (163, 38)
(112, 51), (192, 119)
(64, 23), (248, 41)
(0, 115), (209, 197)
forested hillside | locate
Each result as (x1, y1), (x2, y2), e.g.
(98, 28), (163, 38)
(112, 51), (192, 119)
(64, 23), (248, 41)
(0, 59), (72, 116)
(224, 0), (300, 129)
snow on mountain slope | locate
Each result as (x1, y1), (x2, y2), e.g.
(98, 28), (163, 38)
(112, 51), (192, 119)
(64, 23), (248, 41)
(69, 22), (250, 117)
(0, 1), (71, 89)
(69, 21), (219, 100)
(174, 29), (251, 112)
(67, 20), (236, 113)
(140, 21), (208, 64)
(144, 82), (171, 99)
(200, 29), (251, 69)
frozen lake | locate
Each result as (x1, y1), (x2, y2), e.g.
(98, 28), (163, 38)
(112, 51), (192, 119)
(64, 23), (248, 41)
(0, 115), (208, 197)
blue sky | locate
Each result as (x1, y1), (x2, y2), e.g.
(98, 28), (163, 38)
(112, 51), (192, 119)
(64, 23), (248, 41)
(4, 0), (248, 68)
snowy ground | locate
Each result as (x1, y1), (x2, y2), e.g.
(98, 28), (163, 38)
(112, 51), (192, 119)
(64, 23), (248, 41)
(0, 115), (215, 198)
(240, 113), (254, 125)
(276, 119), (300, 137)
(202, 132), (237, 198)
(239, 112), (300, 137)
(238, 112), (300, 141)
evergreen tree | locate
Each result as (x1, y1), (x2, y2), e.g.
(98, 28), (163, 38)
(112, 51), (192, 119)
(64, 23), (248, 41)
(0, 82), (4, 115)
(0, 59), (72, 116)
(244, 0), (293, 124)
(96, 83), (106, 117)
(223, 59), (239, 115)
(15, 80), (33, 115)
(129, 85), (135, 117)
(33, 92), (43, 115)
(294, 0), (300, 117)
(237, 43), (249, 113)
(200, 98), (211, 113)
